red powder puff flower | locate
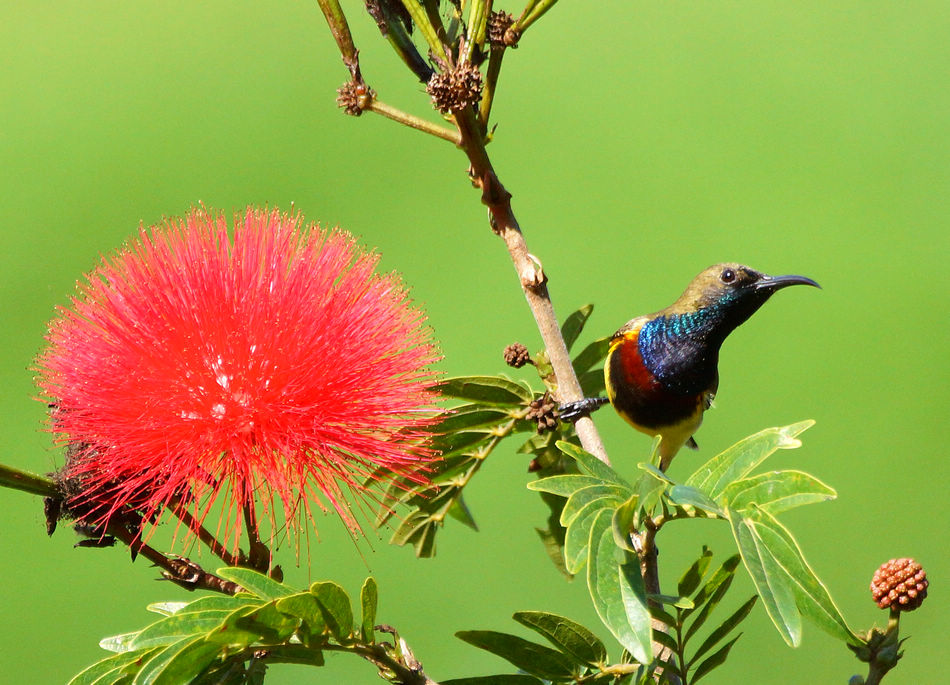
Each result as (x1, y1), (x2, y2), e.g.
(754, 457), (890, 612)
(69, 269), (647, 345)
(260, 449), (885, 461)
(37, 207), (440, 549)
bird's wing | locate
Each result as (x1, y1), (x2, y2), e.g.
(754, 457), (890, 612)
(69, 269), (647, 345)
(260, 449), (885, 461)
(612, 315), (649, 340)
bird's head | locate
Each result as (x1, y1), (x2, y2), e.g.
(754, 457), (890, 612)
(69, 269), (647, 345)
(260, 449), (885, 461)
(667, 263), (820, 333)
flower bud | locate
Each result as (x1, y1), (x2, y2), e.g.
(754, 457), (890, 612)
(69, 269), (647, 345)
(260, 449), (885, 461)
(870, 558), (928, 612)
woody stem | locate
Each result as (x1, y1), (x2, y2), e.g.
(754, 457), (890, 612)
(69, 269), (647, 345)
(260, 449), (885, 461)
(243, 502), (271, 573)
(107, 522), (241, 595)
(451, 107), (609, 465)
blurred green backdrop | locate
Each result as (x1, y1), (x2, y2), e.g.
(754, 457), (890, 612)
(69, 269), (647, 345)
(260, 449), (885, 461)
(1, 1), (947, 683)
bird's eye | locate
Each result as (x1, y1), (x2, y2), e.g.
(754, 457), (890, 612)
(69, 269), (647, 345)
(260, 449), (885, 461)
(720, 268), (736, 284)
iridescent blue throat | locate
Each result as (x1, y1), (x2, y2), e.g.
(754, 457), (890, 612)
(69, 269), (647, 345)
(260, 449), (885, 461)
(637, 305), (735, 395)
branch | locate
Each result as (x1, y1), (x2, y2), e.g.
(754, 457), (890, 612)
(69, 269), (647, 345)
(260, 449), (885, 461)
(0, 463), (58, 498)
(243, 502), (271, 573)
(636, 519), (680, 682)
(367, 100), (462, 144)
(107, 522), (242, 595)
(314, 0), (363, 80)
(270, 627), (442, 685)
(451, 108), (609, 464)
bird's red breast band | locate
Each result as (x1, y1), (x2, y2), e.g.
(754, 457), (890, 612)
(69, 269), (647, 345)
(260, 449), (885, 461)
(612, 331), (657, 394)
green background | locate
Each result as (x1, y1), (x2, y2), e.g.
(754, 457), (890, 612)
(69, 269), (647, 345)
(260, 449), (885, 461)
(1, 1), (947, 683)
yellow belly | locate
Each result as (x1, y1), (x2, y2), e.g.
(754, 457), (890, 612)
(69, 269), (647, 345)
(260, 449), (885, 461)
(614, 401), (704, 471)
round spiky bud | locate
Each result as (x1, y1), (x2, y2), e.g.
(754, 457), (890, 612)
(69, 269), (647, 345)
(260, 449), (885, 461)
(427, 63), (483, 114)
(504, 343), (532, 368)
(487, 11), (520, 48)
(871, 558), (928, 612)
(526, 392), (558, 434)
(337, 80), (374, 116)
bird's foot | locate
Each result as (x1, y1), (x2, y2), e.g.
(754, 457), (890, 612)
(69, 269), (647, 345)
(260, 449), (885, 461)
(557, 397), (609, 423)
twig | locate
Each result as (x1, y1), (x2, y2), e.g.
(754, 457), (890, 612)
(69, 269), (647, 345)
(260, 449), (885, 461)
(638, 519), (679, 682)
(514, 0), (561, 34)
(367, 100), (462, 144)
(314, 0), (362, 81)
(107, 522), (242, 595)
(478, 47), (504, 132)
(0, 463), (58, 498)
(243, 502), (271, 573)
(451, 108), (609, 464)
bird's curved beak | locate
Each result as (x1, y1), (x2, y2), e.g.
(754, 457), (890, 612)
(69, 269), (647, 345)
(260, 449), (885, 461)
(755, 274), (821, 292)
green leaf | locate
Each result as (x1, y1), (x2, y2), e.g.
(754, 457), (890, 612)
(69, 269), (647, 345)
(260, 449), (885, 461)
(561, 304), (594, 351)
(436, 376), (533, 405)
(648, 594), (694, 610)
(721, 470), (836, 515)
(572, 336), (611, 374)
(688, 596), (757, 666)
(747, 508), (858, 643)
(560, 484), (629, 526)
(189, 659), (249, 685)
(174, 595), (263, 614)
(685, 421), (814, 499)
(636, 469), (668, 518)
(232, 602), (299, 644)
(535, 525), (573, 580)
(455, 631), (578, 680)
(556, 440), (632, 488)
(146, 602), (188, 617)
(513, 611), (608, 667)
(587, 509), (652, 664)
(412, 520), (439, 557)
(448, 495), (479, 531)
(100, 632), (140, 654)
(215, 568), (293, 600)
(274, 592), (326, 641)
(650, 606), (678, 629)
(204, 606), (264, 649)
(619, 559), (653, 663)
(433, 431), (495, 459)
(688, 555), (741, 617)
(517, 432), (555, 454)
(441, 676), (545, 685)
(311, 581), (354, 641)
(360, 577), (378, 643)
(638, 463), (674, 484)
(668, 485), (724, 517)
(683, 557), (741, 640)
(690, 634), (742, 684)
(678, 547), (714, 597)
(132, 635), (221, 685)
(564, 503), (603, 574)
(129, 611), (233, 649)
(652, 628), (678, 653)
(436, 405), (515, 433)
(390, 510), (432, 546)
(611, 494), (639, 552)
(527, 474), (604, 497)
(68, 650), (155, 685)
(727, 510), (801, 646)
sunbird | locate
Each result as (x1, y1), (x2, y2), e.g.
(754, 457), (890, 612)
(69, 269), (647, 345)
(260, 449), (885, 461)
(560, 263), (819, 470)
